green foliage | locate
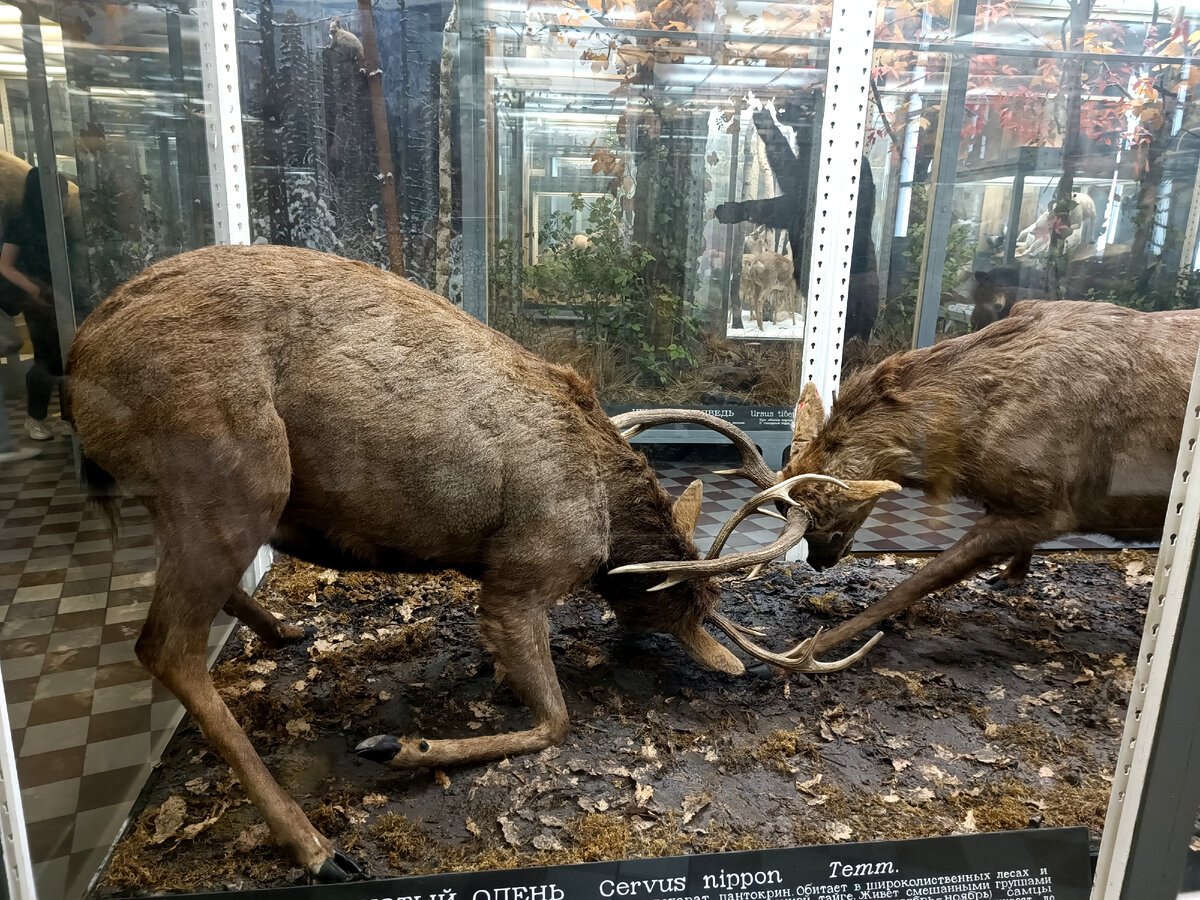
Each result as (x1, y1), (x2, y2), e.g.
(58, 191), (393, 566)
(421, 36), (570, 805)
(1085, 266), (1200, 312)
(494, 191), (702, 385)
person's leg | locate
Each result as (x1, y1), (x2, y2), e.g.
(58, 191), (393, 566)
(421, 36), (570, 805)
(24, 358), (56, 439)
(0, 372), (38, 462)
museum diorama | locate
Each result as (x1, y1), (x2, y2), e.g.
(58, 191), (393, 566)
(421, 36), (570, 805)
(1, 0), (1200, 897)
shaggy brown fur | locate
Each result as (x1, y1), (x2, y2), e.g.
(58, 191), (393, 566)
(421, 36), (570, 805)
(67, 245), (743, 879)
(781, 299), (1200, 652)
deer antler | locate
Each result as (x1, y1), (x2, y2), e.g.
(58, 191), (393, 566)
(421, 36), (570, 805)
(608, 474), (848, 589)
(608, 476), (882, 673)
(707, 612), (882, 673)
(609, 409), (778, 490)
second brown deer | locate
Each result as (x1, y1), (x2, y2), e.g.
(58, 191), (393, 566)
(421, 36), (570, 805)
(615, 300), (1200, 656)
(67, 245), (882, 881)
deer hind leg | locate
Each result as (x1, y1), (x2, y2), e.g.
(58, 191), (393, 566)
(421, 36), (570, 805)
(135, 432), (359, 881)
(985, 545), (1035, 588)
(812, 515), (1056, 654)
(223, 585), (307, 647)
(357, 588), (568, 770)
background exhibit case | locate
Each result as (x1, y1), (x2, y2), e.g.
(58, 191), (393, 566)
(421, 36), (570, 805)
(1, 0), (1200, 897)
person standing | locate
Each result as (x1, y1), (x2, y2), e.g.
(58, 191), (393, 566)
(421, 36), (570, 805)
(0, 167), (72, 441)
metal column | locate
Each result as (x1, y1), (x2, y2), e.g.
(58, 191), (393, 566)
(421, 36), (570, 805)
(1093, 345), (1200, 900)
(21, 7), (76, 363)
(800, 0), (878, 403)
(457, 0), (489, 322)
(197, 0), (250, 245)
(911, 0), (975, 349)
(197, 0), (271, 589)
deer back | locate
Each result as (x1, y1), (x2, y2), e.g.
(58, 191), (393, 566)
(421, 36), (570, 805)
(785, 300), (1200, 557)
(67, 246), (704, 616)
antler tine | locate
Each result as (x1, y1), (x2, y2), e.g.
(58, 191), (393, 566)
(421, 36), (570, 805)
(609, 507), (813, 588)
(708, 612), (882, 673)
(705, 473), (850, 560)
(608, 409), (777, 489)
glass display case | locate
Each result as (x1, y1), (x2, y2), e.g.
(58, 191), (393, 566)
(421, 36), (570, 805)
(863, 0), (1200, 365)
(7, 0), (1200, 898)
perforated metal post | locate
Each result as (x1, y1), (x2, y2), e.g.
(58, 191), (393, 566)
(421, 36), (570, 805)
(911, 0), (975, 348)
(198, 0), (271, 589)
(1179, 162), (1200, 272)
(0, 672), (35, 900)
(801, 0), (878, 403)
(1092, 343), (1200, 900)
(198, 0), (250, 245)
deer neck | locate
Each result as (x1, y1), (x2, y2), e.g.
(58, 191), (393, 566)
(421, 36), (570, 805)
(598, 449), (694, 569)
(803, 402), (965, 501)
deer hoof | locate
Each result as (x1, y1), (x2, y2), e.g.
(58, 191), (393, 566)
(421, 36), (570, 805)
(983, 573), (1023, 590)
(316, 849), (364, 882)
(355, 734), (402, 764)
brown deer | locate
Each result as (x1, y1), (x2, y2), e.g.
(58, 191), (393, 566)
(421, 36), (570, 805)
(67, 245), (880, 881)
(740, 250), (798, 330)
(613, 300), (1200, 656)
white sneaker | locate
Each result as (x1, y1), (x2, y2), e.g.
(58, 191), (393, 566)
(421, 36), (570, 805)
(24, 417), (53, 441)
(44, 417), (73, 436)
(0, 446), (39, 462)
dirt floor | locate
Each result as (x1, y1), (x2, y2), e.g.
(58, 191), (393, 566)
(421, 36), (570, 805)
(94, 548), (1154, 896)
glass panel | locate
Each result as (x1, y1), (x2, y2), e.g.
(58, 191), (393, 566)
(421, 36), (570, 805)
(51, 2), (214, 308)
(235, 0), (440, 279)
(864, 0), (1200, 367)
(484, 2), (831, 412)
(0, 4), (216, 898)
(242, 0), (838, 426)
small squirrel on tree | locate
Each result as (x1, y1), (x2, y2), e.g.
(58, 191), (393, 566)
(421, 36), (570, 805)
(328, 17), (364, 72)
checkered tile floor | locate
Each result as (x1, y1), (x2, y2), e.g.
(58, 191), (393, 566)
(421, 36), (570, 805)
(0, 427), (1147, 898)
(651, 450), (1137, 555)
(0, 420), (233, 900)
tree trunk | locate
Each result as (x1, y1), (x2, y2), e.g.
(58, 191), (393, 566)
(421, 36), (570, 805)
(435, 0), (459, 298)
(260, 0), (291, 245)
(357, 0), (406, 275)
(1045, 0), (1092, 298)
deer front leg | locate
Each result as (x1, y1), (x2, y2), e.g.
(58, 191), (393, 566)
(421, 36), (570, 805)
(357, 597), (569, 770)
(223, 586), (308, 647)
(813, 516), (1053, 653)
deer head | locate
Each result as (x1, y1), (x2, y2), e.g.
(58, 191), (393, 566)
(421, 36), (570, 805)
(604, 408), (887, 672)
(781, 381), (899, 569)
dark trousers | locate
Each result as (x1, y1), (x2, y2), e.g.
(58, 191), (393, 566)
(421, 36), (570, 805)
(20, 298), (61, 421)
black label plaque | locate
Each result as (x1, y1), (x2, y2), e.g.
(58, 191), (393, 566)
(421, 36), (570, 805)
(603, 404), (794, 432)
(178, 827), (1091, 900)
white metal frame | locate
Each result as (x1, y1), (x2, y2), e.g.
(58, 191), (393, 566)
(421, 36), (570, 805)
(0, 680), (35, 900)
(198, 0), (271, 591)
(801, 0), (879, 403)
(197, 0), (250, 245)
(1092, 344), (1200, 899)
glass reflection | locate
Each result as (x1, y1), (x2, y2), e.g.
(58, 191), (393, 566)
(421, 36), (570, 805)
(863, 0), (1200, 369)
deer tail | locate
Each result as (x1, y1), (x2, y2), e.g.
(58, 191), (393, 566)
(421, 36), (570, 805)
(80, 453), (122, 537)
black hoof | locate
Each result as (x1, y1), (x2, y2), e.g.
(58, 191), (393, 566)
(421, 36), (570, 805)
(316, 849), (364, 882)
(355, 734), (402, 764)
(746, 662), (775, 679)
(983, 573), (1020, 590)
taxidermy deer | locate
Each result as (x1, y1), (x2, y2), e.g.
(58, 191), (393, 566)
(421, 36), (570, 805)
(740, 250), (798, 330)
(615, 300), (1200, 656)
(67, 245), (882, 881)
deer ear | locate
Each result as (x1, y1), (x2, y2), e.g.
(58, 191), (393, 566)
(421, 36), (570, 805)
(672, 479), (704, 539)
(841, 479), (901, 503)
(791, 382), (825, 455)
